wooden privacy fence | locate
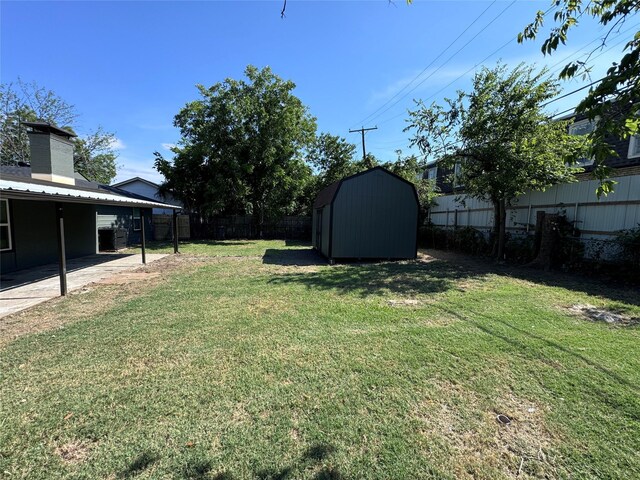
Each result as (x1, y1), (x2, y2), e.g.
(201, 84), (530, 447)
(189, 215), (312, 240)
(152, 214), (191, 240)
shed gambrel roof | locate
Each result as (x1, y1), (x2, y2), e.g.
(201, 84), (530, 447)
(313, 166), (420, 209)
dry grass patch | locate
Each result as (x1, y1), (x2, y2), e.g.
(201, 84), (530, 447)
(54, 440), (94, 464)
(566, 303), (640, 326)
(414, 381), (559, 479)
(0, 255), (213, 347)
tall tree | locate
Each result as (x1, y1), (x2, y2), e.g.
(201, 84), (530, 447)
(518, 0), (639, 195)
(156, 66), (317, 228)
(382, 151), (439, 223)
(73, 127), (119, 184)
(0, 79), (119, 183)
(406, 63), (588, 260)
(307, 133), (359, 188)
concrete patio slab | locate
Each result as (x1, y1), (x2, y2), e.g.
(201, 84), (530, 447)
(0, 253), (168, 318)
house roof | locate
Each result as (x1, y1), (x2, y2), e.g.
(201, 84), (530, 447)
(0, 173), (180, 209)
(22, 121), (76, 139)
(313, 166), (419, 209)
(111, 176), (161, 189)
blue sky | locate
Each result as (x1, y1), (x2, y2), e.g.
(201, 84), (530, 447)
(1, 1), (632, 183)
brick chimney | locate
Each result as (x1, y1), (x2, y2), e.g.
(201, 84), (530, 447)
(23, 122), (77, 185)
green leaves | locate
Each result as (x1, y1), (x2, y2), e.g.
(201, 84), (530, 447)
(519, 0), (640, 195)
(406, 63), (589, 256)
(159, 66), (317, 220)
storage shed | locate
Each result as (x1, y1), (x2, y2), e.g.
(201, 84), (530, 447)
(312, 167), (419, 262)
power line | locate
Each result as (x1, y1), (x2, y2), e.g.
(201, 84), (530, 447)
(542, 77), (605, 107)
(354, 0), (518, 127)
(353, 0), (498, 127)
(376, 33), (518, 127)
(375, 21), (631, 128)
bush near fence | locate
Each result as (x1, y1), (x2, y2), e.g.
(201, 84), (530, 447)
(188, 215), (312, 241)
(418, 221), (640, 282)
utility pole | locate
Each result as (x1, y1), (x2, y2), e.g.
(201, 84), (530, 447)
(349, 126), (378, 166)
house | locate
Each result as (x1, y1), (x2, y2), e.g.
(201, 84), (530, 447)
(0, 122), (180, 292)
(111, 177), (180, 215)
(312, 166), (419, 263)
(424, 112), (640, 257)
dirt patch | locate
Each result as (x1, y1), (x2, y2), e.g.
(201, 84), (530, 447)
(414, 382), (560, 479)
(388, 299), (421, 307)
(0, 255), (214, 347)
(55, 441), (93, 464)
(96, 271), (161, 285)
(567, 304), (639, 326)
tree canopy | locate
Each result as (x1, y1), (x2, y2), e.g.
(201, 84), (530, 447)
(518, 0), (639, 195)
(0, 79), (119, 184)
(156, 66), (317, 224)
(406, 63), (588, 259)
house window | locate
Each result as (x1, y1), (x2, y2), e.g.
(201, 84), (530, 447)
(0, 199), (12, 252)
(132, 208), (141, 231)
(569, 118), (596, 136)
(569, 118), (596, 166)
(628, 135), (640, 159)
(426, 166), (438, 180)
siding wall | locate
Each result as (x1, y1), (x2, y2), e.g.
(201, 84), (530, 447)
(96, 206), (153, 244)
(115, 180), (178, 214)
(429, 173), (640, 257)
(331, 169), (417, 259)
(1, 200), (96, 274)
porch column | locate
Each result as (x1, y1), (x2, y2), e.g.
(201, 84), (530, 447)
(140, 209), (146, 265)
(55, 203), (67, 296)
(173, 210), (179, 254)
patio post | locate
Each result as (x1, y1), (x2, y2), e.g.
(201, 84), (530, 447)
(140, 209), (146, 265)
(55, 203), (67, 296)
(173, 210), (179, 254)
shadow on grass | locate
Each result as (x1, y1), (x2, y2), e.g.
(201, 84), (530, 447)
(426, 250), (640, 307)
(119, 451), (159, 478)
(438, 304), (640, 402)
(263, 248), (326, 266)
(255, 443), (339, 480)
(268, 254), (480, 297)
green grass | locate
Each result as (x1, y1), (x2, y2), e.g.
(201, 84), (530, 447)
(1, 241), (639, 479)
(132, 239), (309, 257)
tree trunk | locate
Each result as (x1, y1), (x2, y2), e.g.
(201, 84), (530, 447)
(528, 213), (560, 270)
(259, 203), (265, 239)
(491, 201), (500, 257)
(496, 199), (507, 261)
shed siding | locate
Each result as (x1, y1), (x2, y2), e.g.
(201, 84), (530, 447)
(331, 169), (417, 259)
(321, 204), (331, 257)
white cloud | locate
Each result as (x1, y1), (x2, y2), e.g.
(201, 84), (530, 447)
(368, 67), (473, 106)
(161, 143), (176, 151)
(113, 163), (164, 185)
(109, 137), (126, 150)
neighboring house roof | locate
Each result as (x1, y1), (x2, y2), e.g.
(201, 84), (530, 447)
(0, 166), (180, 209)
(313, 166), (419, 209)
(112, 176), (161, 189)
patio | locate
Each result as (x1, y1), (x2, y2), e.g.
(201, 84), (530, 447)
(0, 253), (168, 318)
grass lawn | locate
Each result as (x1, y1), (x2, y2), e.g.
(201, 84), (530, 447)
(1, 241), (639, 479)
